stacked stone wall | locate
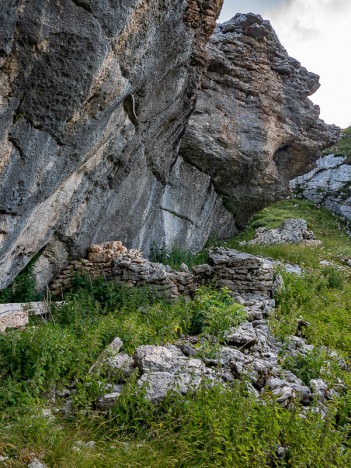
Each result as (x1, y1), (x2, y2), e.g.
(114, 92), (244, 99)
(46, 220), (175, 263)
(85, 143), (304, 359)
(50, 241), (274, 299)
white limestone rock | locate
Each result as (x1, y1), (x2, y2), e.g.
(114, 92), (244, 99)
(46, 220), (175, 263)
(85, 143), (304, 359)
(291, 155), (351, 221)
(248, 219), (315, 245)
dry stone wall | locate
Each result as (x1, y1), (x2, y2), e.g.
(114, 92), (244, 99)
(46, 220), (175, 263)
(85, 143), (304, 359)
(50, 241), (274, 299)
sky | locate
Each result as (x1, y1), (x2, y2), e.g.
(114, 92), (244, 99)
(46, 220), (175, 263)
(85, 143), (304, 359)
(219, 0), (351, 128)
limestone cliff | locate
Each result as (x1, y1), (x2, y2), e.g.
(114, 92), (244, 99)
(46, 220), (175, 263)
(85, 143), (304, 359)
(0, 0), (227, 289)
(290, 127), (351, 223)
(0, 4), (338, 289)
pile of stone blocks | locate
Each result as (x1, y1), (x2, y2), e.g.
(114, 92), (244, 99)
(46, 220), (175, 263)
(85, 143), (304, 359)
(247, 219), (315, 245)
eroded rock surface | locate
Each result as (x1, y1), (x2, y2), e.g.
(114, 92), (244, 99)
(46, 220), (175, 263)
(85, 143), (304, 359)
(0, 0), (227, 289)
(179, 13), (339, 228)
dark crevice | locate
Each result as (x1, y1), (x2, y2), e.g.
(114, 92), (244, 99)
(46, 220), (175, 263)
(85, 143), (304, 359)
(70, 0), (93, 14)
(8, 135), (25, 160)
(0, 209), (18, 216)
(12, 94), (25, 124)
(160, 207), (194, 225)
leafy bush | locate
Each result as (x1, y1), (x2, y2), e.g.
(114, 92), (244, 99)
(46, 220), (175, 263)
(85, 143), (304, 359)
(0, 263), (41, 304)
(322, 266), (344, 289)
(280, 348), (327, 385)
(0, 319), (116, 402)
(188, 286), (246, 339)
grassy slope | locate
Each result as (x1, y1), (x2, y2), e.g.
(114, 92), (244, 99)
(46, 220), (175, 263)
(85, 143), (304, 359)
(1, 199), (351, 467)
(221, 198), (351, 267)
(323, 126), (351, 163)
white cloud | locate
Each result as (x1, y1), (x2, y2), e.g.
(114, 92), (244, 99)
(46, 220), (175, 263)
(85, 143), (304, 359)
(219, 0), (351, 128)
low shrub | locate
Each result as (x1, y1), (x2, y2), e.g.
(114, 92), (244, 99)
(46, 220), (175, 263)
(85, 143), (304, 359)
(188, 286), (246, 339)
(0, 263), (41, 304)
(280, 347), (327, 385)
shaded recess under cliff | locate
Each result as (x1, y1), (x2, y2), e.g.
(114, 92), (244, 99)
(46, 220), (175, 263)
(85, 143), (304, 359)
(0, 4), (339, 290)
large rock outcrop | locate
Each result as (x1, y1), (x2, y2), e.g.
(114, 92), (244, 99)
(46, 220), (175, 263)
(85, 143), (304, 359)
(0, 6), (338, 289)
(179, 13), (339, 227)
(0, 0), (229, 289)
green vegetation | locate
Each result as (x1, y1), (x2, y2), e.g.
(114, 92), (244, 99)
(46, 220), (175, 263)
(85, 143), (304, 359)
(323, 126), (351, 163)
(0, 262), (42, 304)
(2, 382), (351, 467)
(0, 282), (242, 400)
(270, 268), (351, 353)
(1, 198), (351, 466)
(150, 242), (208, 269)
(219, 198), (351, 268)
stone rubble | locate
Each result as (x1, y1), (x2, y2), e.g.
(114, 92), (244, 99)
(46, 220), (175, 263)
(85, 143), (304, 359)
(92, 293), (334, 411)
(27, 459), (48, 468)
(1, 239), (341, 415)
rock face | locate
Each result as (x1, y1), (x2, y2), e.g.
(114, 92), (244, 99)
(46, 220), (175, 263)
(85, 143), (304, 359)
(179, 13), (339, 228)
(0, 6), (338, 290)
(291, 155), (351, 222)
(0, 0), (228, 289)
